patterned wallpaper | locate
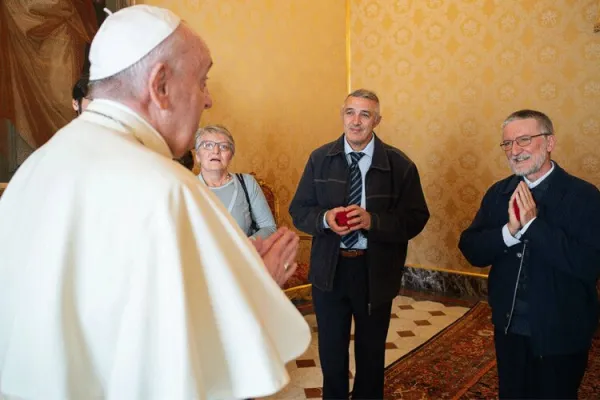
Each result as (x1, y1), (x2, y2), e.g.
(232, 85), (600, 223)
(138, 1), (600, 274)
(350, 0), (600, 274)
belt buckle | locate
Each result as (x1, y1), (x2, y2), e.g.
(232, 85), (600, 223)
(341, 249), (363, 258)
(347, 249), (360, 257)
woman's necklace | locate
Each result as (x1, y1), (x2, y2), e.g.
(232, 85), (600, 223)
(201, 172), (232, 187)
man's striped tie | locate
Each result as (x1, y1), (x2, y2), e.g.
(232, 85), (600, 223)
(341, 152), (365, 248)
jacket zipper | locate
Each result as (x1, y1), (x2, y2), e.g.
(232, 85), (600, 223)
(365, 168), (372, 316)
(505, 241), (527, 334)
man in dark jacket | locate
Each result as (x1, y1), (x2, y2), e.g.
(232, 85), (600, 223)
(459, 109), (600, 399)
(289, 89), (429, 400)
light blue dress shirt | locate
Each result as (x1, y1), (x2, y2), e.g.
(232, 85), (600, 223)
(323, 134), (375, 249)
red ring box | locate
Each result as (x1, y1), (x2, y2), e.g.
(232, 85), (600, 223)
(335, 211), (359, 227)
(335, 211), (349, 226)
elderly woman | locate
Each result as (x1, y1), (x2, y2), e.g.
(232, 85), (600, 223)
(194, 124), (276, 239)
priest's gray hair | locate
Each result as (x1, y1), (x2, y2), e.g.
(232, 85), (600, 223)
(88, 25), (188, 100)
(501, 109), (554, 136)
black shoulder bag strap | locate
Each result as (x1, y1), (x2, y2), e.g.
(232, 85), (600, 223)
(235, 173), (260, 234)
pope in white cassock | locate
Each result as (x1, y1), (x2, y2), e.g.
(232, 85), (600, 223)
(0, 5), (310, 400)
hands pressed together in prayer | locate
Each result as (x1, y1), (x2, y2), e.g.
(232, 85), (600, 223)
(326, 204), (371, 236)
(507, 181), (537, 236)
(252, 227), (300, 287)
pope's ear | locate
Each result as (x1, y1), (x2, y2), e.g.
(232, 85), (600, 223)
(148, 62), (169, 109)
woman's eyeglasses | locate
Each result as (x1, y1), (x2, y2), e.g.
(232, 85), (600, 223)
(198, 140), (234, 152)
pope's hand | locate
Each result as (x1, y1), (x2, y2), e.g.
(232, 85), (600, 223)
(251, 227), (299, 287)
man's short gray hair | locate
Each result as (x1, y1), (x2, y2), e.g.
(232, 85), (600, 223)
(347, 88), (379, 104)
(502, 109), (554, 136)
(194, 124), (236, 154)
(345, 88), (381, 115)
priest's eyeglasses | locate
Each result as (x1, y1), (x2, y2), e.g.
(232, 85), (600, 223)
(198, 140), (234, 152)
(499, 133), (551, 151)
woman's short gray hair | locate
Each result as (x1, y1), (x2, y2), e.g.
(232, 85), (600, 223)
(194, 124), (236, 154)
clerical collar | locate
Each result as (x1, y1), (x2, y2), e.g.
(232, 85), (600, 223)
(524, 161), (555, 189)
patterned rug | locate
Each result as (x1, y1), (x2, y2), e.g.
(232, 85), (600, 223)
(384, 301), (600, 399)
(384, 302), (496, 399)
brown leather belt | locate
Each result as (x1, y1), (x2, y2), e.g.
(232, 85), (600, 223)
(340, 249), (366, 258)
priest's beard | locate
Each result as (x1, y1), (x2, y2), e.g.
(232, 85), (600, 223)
(508, 151), (547, 177)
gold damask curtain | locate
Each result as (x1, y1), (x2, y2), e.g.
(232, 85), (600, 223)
(0, 0), (97, 149)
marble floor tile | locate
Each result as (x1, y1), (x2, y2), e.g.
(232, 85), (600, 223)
(384, 348), (410, 366)
(287, 366), (323, 388)
(299, 340), (320, 361)
(393, 308), (433, 321)
(411, 300), (446, 311)
(391, 317), (418, 328)
(394, 295), (416, 305)
(414, 324), (445, 338)
(267, 384), (308, 400)
(393, 335), (428, 351)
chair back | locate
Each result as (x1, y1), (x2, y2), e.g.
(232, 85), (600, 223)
(250, 172), (279, 224)
(245, 173), (311, 304)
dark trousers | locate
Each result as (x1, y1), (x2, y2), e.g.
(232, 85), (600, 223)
(312, 254), (392, 400)
(494, 330), (589, 399)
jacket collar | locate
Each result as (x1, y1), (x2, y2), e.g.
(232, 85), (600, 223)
(82, 99), (173, 159)
(327, 133), (391, 171)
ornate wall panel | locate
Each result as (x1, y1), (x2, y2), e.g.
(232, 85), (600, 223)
(350, 0), (600, 273)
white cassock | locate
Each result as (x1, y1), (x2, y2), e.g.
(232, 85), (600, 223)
(0, 99), (311, 400)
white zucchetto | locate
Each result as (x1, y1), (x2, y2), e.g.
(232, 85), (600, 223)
(89, 5), (181, 81)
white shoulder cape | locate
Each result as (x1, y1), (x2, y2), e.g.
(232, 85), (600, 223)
(0, 100), (310, 400)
